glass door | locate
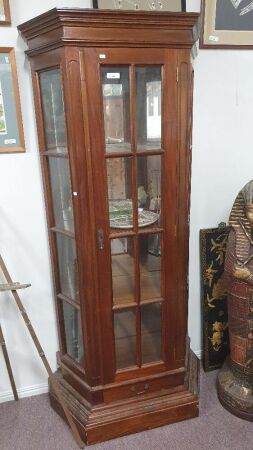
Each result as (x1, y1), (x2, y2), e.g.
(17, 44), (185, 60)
(85, 47), (179, 382)
(102, 62), (164, 373)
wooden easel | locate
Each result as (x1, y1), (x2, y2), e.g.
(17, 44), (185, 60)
(0, 254), (84, 449)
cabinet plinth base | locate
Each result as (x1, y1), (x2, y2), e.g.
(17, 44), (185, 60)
(49, 351), (199, 445)
(217, 357), (253, 421)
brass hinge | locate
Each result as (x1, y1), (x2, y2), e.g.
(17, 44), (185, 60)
(176, 66), (179, 83)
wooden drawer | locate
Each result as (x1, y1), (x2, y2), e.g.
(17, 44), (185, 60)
(103, 372), (184, 403)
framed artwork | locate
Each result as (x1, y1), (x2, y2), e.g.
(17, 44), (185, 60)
(200, 0), (253, 48)
(0, 0), (11, 25)
(0, 48), (25, 153)
(93, 0), (186, 12)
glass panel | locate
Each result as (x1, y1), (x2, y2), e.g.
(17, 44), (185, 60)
(48, 158), (74, 232)
(139, 234), (161, 301)
(111, 237), (135, 306)
(107, 157), (133, 229)
(114, 308), (136, 369)
(0, 52), (22, 150)
(62, 301), (84, 365)
(56, 234), (78, 301)
(137, 155), (161, 228)
(141, 303), (161, 364)
(40, 69), (67, 153)
(101, 66), (131, 153)
(136, 66), (161, 151)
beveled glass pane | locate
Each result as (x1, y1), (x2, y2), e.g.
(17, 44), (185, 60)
(40, 69), (67, 153)
(114, 308), (136, 370)
(101, 66), (131, 153)
(136, 66), (161, 151)
(56, 234), (78, 301)
(137, 155), (161, 228)
(111, 237), (135, 306)
(107, 157), (133, 229)
(62, 301), (84, 365)
(139, 234), (161, 301)
(48, 157), (74, 232)
(141, 303), (161, 364)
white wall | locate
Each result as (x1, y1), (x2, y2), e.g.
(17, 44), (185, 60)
(0, 0), (92, 403)
(187, 0), (253, 354)
(1, 0), (253, 401)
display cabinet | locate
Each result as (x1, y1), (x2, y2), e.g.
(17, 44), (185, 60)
(19, 8), (199, 444)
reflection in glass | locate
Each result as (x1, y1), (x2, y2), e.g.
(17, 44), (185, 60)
(40, 69), (67, 153)
(141, 303), (161, 364)
(107, 157), (133, 229)
(136, 66), (161, 151)
(56, 234), (78, 301)
(114, 308), (136, 369)
(137, 155), (161, 228)
(101, 66), (131, 153)
(111, 237), (135, 306)
(62, 301), (84, 365)
(48, 158), (74, 232)
(139, 234), (161, 301)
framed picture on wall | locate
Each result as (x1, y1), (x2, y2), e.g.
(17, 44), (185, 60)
(200, 0), (253, 48)
(0, 48), (25, 153)
(93, 0), (186, 12)
(0, 0), (11, 25)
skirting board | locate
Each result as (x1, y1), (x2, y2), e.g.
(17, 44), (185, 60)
(0, 382), (48, 403)
(195, 350), (202, 360)
(0, 351), (203, 403)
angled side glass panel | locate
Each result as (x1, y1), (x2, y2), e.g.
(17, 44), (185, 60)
(48, 157), (74, 232)
(114, 308), (136, 370)
(137, 155), (161, 228)
(141, 303), (161, 364)
(40, 69), (67, 153)
(136, 66), (161, 151)
(62, 301), (84, 365)
(107, 157), (133, 229)
(56, 234), (78, 302)
(139, 234), (161, 301)
(101, 66), (131, 153)
(111, 237), (135, 306)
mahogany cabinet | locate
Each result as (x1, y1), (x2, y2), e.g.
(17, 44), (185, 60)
(19, 8), (199, 444)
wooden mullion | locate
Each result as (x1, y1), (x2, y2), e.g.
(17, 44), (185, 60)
(139, 297), (164, 306)
(42, 151), (68, 158)
(105, 151), (133, 159)
(109, 230), (135, 239)
(137, 226), (163, 235)
(112, 301), (137, 311)
(136, 149), (164, 156)
(129, 64), (141, 368)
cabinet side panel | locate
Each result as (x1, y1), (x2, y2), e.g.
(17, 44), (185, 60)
(175, 50), (193, 363)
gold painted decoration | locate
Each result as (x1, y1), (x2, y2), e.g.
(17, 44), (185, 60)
(200, 224), (230, 371)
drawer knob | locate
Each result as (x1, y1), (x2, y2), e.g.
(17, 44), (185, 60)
(130, 383), (149, 395)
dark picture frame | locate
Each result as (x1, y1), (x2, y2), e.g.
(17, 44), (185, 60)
(0, 48), (25, 153)
(0, 0), (11, 25)
(93, 0), (186, 12)
(200, 0), (253, 48)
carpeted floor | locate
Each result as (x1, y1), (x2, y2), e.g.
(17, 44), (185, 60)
(0, 369), (252, 450)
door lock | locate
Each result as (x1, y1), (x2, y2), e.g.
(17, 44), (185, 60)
(98, 228), (104, 250)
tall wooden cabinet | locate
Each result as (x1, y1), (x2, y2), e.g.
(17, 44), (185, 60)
(19, 8), (199, 444)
